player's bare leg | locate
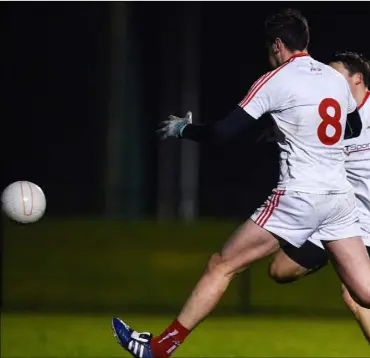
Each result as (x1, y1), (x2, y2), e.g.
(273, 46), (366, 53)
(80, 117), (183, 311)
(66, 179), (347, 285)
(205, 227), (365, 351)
(176, 220), (279, 330)
(268, 249), (309, 283)
(112, 219), (280, 358)
(342, 284), (370, 344)
(269, 249), (370, 343)
(322, 238), (370, 308)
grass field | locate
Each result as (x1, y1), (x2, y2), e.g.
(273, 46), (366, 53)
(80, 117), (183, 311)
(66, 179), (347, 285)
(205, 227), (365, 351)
(1, 313), (369, 357)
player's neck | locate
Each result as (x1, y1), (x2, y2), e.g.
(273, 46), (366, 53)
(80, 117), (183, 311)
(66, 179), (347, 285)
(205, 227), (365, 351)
(353, 86), (368, 107)
(282, 49), (309, 64)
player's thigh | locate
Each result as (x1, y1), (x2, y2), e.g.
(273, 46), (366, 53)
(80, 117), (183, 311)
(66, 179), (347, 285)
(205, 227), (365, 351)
(251, 189), (322, 248)
(220, 219), (280, 275)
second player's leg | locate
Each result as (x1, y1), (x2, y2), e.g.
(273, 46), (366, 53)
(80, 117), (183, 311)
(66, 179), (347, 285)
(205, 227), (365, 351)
(324, 238), (370, 308)
(269, 236), (370, 344)
(269, 240), (328, 283)
(342, 282), (370, 344)
(318, 191), (370, 308)
(340, 243), (370, 343)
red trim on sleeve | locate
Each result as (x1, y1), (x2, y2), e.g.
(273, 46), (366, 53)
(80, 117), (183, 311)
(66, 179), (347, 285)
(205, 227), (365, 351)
(357, 91), (370, 110)
(239, 53), (310, 109)
(239, 59), (294, 108)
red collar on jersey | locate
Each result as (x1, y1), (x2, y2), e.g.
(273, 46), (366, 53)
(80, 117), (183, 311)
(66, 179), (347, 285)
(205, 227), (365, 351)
(358, 91), (370, 110)
(289, 53), (310, 61)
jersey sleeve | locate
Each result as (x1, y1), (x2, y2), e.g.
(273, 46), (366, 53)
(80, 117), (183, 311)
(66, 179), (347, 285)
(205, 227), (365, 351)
(238, 69), (287, 119)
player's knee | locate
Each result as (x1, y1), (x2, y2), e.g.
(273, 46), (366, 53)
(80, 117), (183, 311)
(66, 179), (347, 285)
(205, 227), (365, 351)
(268, 260), (300, 284)
(206, 253), (237, 279)
(207, 253), (223, 271)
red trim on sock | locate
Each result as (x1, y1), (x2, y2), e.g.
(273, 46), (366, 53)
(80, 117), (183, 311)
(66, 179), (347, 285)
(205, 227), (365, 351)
(151, 319), (190, 358)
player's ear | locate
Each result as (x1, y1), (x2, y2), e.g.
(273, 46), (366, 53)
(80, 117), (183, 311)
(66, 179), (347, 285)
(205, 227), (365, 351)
(273, 38), (284, 54)
(354, 72), (363, 86)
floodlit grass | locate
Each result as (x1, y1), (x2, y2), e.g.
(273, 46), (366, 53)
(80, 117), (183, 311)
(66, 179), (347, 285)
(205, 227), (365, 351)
(1, 313), (369, 357)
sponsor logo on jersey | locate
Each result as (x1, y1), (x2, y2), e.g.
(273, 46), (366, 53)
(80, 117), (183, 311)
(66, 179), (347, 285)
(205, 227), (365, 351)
(344, 142), (370, 155)
(309, 61), (322, 73)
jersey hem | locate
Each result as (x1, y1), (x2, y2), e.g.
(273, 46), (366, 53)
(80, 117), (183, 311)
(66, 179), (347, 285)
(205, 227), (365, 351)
(275, 186), (353, 195)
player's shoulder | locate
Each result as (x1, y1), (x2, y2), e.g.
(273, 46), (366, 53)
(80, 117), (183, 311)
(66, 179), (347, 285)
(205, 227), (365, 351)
(252, 57), (297, 88)
(321, 62), (346, 81)
(254, 55), (327, 86)
(315, 61), (353, 97)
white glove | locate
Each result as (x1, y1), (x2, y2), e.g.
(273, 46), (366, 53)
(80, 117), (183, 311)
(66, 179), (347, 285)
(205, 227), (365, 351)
(157, 111), (192, 140)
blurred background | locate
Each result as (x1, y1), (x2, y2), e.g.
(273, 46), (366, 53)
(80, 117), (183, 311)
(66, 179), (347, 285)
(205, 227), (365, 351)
(2, 2), (370, 357)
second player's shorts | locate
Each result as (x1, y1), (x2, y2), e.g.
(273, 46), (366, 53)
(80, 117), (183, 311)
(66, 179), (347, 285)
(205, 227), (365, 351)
(251, 188), (363, 248)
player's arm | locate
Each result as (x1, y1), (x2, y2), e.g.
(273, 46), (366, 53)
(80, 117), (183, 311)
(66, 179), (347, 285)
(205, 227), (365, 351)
(157, 71), (281, 144)
(344, 85), (362, 139)
(344, 109), (362, 139)
(180, 106), (256, 143)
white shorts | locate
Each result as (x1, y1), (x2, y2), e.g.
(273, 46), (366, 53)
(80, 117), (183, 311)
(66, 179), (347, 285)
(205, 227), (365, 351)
(309, 231), (370, 249)
(251, 189), (363, 248)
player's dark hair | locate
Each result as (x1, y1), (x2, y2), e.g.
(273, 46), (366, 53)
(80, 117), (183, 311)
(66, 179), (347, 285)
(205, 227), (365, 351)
(265, 8), (309, 52)
(331, 51), (370, 88)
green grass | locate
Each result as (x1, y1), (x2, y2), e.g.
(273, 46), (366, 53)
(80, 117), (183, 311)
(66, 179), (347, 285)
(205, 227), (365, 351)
(3, 220), (369, 356)
(3, 219), (347, 315)
(1, 313), (369, 357)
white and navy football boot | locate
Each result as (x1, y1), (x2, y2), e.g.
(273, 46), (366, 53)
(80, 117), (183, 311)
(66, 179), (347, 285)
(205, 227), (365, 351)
(112, 317), (154, 358)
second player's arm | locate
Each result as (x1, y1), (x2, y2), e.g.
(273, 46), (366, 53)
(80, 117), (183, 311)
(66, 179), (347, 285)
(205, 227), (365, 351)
(344, 109), (362, 139)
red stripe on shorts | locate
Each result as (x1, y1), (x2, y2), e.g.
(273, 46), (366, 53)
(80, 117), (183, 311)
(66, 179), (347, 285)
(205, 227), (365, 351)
(255, 190), (285, 227)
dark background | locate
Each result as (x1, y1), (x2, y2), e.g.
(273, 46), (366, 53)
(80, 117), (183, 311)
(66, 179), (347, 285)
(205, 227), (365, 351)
(4, 2), (370, 220)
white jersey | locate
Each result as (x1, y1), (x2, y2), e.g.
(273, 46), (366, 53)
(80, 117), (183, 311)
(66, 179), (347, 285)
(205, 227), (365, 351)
(240, 54), (357, 194)
(344, 91), (370, 237)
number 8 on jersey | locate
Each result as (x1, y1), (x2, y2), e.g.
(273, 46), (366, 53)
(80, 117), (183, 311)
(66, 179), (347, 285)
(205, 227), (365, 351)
(317, 98), (342, 146)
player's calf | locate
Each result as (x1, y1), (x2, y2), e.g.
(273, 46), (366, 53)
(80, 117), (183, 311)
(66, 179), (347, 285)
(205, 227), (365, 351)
(268, 242), (328, 284)
(342, 284), (370, 344)
(268, 253), (307, 284)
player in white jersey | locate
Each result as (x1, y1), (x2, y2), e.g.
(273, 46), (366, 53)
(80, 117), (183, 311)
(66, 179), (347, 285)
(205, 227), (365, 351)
(269, 51), (370, 342)
(111, 10), (370, 358)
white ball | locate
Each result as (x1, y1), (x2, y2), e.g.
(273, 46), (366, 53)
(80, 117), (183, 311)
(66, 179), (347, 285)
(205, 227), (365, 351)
(1, 181), (46, 224)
